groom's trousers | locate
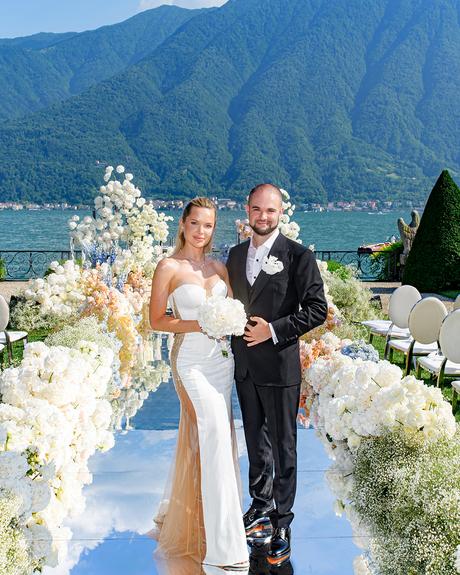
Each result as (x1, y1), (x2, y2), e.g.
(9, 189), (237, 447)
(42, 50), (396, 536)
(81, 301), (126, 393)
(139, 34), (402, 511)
(236, 373), (300, 529)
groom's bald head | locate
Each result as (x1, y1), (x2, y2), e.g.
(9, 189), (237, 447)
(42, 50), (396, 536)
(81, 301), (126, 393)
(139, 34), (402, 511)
(248, 183), (283, 207)
(246, 183), (284, 237)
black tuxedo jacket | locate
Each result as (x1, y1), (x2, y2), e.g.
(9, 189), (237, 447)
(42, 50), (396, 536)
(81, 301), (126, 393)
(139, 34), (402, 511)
(226, 233), (328, 387)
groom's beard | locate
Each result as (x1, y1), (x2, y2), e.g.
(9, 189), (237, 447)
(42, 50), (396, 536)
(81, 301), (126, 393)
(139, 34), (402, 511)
(249, 220), (279, 236)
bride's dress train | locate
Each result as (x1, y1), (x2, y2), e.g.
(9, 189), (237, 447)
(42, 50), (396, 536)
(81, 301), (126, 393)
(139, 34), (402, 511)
(155, 556), (248, 575)
(150, 279), (248, 568)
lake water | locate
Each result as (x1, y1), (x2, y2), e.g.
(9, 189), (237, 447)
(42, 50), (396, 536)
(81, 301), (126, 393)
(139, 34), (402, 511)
(0, 208), (407, 251)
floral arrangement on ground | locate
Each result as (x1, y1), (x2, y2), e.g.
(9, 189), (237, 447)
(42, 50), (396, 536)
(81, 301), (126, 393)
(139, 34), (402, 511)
(301, 341), (460, 574)
(0, 166), (172, 573)
(1, 171), (458, 574)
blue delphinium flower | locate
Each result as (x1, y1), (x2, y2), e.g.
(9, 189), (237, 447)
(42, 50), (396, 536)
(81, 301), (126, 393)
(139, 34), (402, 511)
(83, 243), (118, 269)
(115, 271), (128, 292)
(341, 340), (379, 363)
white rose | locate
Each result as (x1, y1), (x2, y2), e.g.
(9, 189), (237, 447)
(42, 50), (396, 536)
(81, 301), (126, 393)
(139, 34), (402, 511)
(261, 255), (284, 275)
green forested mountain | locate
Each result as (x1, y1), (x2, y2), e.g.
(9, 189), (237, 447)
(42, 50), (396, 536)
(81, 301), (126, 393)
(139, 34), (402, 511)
(0, 32), (78, 50)
(0, 6), (202, 120)
(0, 0), (459, 205)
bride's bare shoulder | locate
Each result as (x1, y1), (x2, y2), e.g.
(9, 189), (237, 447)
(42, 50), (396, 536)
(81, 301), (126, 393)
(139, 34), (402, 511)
(155, 256), (181, 275)
(208, 258), (227, 276)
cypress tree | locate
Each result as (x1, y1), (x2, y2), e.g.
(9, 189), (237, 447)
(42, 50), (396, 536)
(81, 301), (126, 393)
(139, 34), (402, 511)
(402, 170), (460, 292)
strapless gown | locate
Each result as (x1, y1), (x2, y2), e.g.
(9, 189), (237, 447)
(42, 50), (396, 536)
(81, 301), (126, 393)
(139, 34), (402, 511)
(152, 279), (249, 568)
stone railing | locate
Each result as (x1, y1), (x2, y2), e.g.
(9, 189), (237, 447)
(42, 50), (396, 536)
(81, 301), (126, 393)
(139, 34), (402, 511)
(0, 248), (400, 281)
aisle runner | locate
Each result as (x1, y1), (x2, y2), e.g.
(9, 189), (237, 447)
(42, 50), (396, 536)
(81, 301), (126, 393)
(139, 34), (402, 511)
(43, 427), (360, 575)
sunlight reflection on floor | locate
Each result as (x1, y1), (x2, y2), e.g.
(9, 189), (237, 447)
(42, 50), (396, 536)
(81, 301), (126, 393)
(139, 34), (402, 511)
(43, 425), (359, 575)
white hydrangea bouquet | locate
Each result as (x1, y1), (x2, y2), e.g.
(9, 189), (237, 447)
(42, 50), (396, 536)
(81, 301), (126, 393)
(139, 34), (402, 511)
(197, 295), (247, 356)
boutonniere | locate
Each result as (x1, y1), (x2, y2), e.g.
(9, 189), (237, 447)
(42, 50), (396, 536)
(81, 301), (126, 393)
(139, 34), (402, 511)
(261, 255), (284, 275)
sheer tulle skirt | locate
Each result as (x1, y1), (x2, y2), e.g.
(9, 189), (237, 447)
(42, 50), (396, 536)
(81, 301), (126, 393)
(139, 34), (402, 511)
(149, 331), (248, 568)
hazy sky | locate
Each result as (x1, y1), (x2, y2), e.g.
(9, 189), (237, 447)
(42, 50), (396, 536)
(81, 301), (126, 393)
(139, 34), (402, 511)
(0, 0), (228, 39)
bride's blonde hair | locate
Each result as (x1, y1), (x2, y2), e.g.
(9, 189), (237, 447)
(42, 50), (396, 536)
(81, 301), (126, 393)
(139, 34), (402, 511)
(173, 197), (217, 255)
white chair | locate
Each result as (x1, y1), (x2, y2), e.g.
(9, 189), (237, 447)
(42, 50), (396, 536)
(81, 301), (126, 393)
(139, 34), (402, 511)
(387, 297), (447, 375)
(362, 319), (411, 341)
(447, 294), (460, 406)
(362, 285), (422, 356)
(0, 295), (28, 364)
(452, 380), (460, 412)
(454, 294), (460, 310)
(416, 309), (460, 389)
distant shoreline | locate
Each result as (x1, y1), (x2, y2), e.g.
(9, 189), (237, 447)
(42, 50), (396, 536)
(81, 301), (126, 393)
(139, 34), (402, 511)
(0, 204), (424, 213)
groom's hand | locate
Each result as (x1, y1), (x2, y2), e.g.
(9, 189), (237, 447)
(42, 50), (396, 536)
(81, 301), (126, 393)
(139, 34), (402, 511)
(244, 316), (271, 347)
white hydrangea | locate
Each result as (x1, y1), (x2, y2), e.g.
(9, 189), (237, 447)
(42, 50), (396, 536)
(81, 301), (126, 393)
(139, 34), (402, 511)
(0, 452), (29, 481)
(0, 340), (116, 569)
(454, 544), (460, 573)
(353, 554), (372, 575)
(23, 260), (85, 318)
(308, 352), (457, 450)
(197, 295), (247, 339)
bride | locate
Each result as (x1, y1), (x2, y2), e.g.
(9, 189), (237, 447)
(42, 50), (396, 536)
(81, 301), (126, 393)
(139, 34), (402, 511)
(148, 197), (249, 571)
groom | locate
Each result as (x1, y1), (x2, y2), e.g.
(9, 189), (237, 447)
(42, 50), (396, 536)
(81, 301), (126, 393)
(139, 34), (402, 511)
(226, 184), (328, 565)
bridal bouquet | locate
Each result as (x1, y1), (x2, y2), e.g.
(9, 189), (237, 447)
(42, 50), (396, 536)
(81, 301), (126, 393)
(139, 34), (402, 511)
(197, 295), (247, 339)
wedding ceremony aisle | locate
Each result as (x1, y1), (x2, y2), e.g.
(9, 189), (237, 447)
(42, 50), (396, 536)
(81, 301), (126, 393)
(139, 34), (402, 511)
(2, 169), (458, 575)
(42, 381), (360, 575)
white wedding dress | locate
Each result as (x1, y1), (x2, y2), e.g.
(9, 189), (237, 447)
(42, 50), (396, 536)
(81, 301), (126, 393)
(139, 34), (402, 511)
(151, 279), (248, 569)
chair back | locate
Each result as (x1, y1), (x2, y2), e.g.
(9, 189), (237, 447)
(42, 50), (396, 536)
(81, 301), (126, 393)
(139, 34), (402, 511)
(408, 297), (447, 344)
(389, 285), (421, 328)
(439, 309), (460, 364)
(454, 294), (460, 311)
(0, 295), (9, 331)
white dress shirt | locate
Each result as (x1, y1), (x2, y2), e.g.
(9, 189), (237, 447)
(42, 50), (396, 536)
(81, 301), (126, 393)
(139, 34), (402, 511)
(246, 228), (280, 344)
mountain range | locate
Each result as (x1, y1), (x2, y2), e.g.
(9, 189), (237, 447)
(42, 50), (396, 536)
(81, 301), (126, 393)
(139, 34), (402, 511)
(0, 0), (459, 205)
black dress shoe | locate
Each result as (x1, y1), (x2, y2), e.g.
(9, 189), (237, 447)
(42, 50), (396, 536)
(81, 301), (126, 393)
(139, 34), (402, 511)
(249, 547), (270, 574)
(270, 560), (293, 574)
(267, 527), (291, 566)
(248, 522), (273, 547)
(243, 505), (275, 538)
